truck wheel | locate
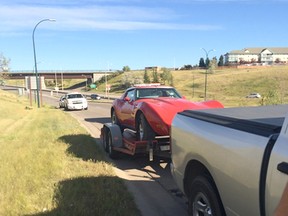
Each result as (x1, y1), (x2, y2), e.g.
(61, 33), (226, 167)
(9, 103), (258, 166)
(107, 131), (119, 159)
(137, 114), (155, 141)
(188, 176), (224, 216)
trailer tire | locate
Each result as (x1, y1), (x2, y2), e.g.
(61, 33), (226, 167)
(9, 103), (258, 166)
(107, 131), (119, 159)
(188, 176), (225, 216)
(137, 114), (155, 141)
(102, 128), (109, 153)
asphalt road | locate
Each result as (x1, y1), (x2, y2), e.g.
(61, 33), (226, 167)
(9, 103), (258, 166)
(2, 86), (188, 216)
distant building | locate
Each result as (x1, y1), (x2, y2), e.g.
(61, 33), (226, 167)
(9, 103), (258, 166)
(225, 47), (288, 65)
(145, 66), (161, 72)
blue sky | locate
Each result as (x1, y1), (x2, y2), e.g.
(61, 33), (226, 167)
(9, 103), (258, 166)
(1, 0), (287, 71)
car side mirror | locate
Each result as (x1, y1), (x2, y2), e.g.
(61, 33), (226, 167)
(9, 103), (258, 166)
(124, 96), (130, 101)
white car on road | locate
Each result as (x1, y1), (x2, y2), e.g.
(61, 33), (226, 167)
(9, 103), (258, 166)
(246, 92), (261, 98)
(62, 93), (88, 110)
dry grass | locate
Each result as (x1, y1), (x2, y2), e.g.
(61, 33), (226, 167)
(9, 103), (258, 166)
(92, 65), (288, 107)
(172, 65), (288, 107)
(0, 90), (140, 216)
(5, 65), (288, 107)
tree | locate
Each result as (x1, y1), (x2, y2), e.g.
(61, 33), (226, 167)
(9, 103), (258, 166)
(143, 70), (150, 83)
(208, 57), (218, 73)
(121, 71), (143, 88)
(182, 65), (193, 70)
(275, 58), (281, 64)
(205, 57), (210, 68)
(199, 58), (205, 68)
(218, 55), (224, 66)
(122, 65), (130, 72)
(0, 53), (10, 72)
(160, 68), (173, 86)
(152, 69), (159, 83)
(0, 53), (10, 82)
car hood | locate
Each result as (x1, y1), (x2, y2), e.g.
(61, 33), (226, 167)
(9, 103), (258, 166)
(141, 97), (223, 111)
(138, 97), (223, 126)
(135, 98), (223, 136)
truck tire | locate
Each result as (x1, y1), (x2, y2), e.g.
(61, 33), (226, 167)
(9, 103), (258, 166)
(188, 176), (225, 216)
(107, 131), (119, 159)
(137, 114), (155, 141)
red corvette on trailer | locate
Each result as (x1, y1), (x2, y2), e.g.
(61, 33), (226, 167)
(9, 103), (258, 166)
(111, 84), (224, 141)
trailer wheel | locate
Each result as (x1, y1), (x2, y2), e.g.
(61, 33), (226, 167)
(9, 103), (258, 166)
(107, 131), (119, 159)
(137, 114), (155, 141)
(188, 176), (225, 216)
(102, 128), (109, 153)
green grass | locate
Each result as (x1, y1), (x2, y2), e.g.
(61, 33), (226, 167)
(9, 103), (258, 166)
(0, 90), (140, 216)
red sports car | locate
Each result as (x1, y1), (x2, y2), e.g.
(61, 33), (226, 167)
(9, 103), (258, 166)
(111, 84), (223, 141)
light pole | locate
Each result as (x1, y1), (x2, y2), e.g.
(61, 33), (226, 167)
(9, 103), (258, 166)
(32, 18), (55, 108)
(201, 48), (215, 101)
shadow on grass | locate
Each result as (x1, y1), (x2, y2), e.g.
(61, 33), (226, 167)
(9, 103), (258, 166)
(58, 134), (105, 161)
(28, 176), (140, 216)
(65, 81), (86, 90)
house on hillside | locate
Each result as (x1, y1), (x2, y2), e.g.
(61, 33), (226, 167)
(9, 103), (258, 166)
(224, 47), (288, 65)
(145, 66), (161, 72)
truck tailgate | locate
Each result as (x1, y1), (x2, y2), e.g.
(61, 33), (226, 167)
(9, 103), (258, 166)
(179, 104), (288, 137)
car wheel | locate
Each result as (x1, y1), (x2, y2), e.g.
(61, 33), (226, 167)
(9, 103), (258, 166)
(188, 176), (225, 216)
(111, 109), (123, 130)
(111, 110), (119, 124)
(137, 114), (156, 141)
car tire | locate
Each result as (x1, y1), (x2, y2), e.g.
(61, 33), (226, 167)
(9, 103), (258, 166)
(111, 109), (123, 130)
(137, 114), (156, 141)
(188, 176), (225, 216)
(111, 109), (119, 124)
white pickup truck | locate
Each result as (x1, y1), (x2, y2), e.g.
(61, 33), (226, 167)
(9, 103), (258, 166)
(171, 105), (288, 216)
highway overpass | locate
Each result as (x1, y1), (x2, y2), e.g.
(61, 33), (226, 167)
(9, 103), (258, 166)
(3, 70), (116, 82)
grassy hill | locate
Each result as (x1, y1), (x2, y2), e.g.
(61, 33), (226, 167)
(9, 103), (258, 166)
(95, 65), (288, 107)
(4, 65), (288, 108)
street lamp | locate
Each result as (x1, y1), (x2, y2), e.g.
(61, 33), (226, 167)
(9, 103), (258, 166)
(32, 18), (56, 108)
(201, 48), (215, 101)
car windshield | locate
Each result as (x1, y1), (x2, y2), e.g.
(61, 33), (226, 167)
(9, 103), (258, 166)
(67, 94), (83, 99)
(136, 88), (181, 99)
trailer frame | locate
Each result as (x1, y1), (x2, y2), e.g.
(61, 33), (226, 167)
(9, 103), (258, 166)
(101, 123), (171, 161)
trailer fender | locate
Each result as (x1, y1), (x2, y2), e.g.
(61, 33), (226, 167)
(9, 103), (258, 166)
(103, 123), (123, 148)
